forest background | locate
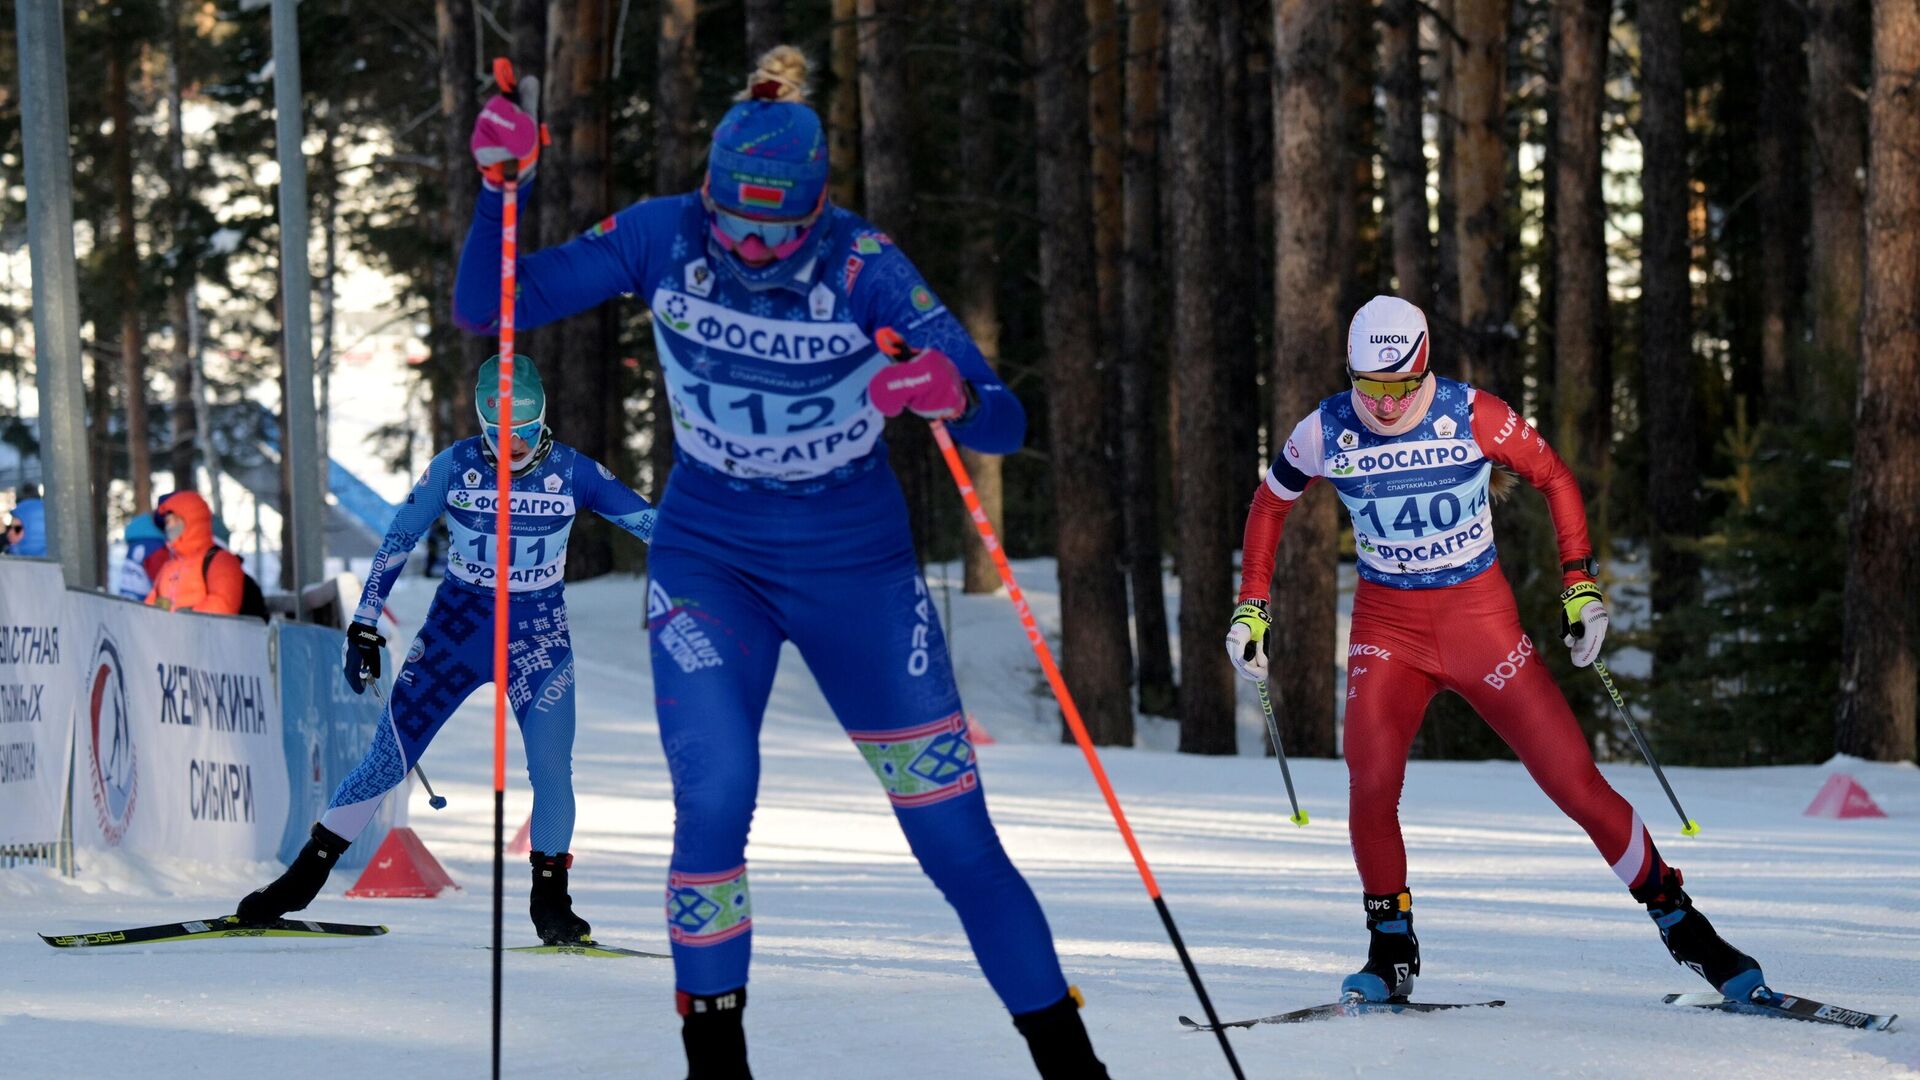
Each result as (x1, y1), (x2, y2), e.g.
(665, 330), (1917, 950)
(0, 0), (1913, 767)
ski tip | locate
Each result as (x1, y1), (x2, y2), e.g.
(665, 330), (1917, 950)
(1176, 1016), (1204, 1030)
(1682, 819), (1701, 837)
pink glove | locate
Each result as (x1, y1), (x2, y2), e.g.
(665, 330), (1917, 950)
(869, 349), (971, 420)
(471, 92), (541, 187)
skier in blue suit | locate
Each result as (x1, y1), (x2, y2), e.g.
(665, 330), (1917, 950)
(236, 355), (657, 944)
(454, 46), (1106, 1080)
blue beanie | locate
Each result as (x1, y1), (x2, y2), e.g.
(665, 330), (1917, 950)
(706, 96), (827, 220)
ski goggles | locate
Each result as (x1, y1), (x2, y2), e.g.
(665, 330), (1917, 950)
(701, 183), (825, 259)
(483, 416), (544, 449)
(1349, 370), (1429, 403)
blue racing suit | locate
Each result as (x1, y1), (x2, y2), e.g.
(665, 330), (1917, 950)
(454, 187), (1069, 1015)
(320, 436), (656, 855)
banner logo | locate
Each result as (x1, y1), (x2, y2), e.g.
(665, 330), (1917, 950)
(86, 630), (138, 845)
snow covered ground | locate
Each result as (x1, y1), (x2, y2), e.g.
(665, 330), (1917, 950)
(4, 566), (1918, 1079)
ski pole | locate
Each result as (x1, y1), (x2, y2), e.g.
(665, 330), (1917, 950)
(486, 54), (528, 1080)
(1592, 658), (1699, 837)
(368, 682), (446, 810)
(412, 765), (448, 810)
(1257, 680), (1309, 827)
(875, 328), (1247, 1080)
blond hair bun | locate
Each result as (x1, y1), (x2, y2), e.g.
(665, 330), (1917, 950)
(740, 45), (811, 103)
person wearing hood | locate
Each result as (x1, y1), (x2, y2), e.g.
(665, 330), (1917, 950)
(117, 511), (171, 600)
(145, 490), (245, 616)
(2, 497), (47, 558)
(452, 45), (1100, 1080)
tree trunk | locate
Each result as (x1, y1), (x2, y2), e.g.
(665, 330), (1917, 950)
(829, 0), (862, 208)
(1219, 0), (1261, 517)
(1636, 0), (1701, 669)
(554, 0), (616, 578)
(1335, 0), (1378, 317)
(1090, 0), (1122, 367)
(1269, 0), (1341, 760)
(1806, 0), (1868, 421)
(1551, 0), (1609, 503)
(1450, 0), (1514, 395)
(1381, 0), (1432, 307)
(439, 0), (489, 459)
(653, 0), (698, 491)
(958, 0), (1006, 597)
(1434, 0), (1462, 352)
(1121, 0), (1177, 716)
(1755, 0), (1807, 420)
(110, 37), (152, 513)
(1836, 0), (1920, 762)
(1169, 0), (1235, 755)
(1032, 0), (1136, 746)
(317, 118), (339, 513)
(745, 0), (782, 59)
(859, 0), (934, 559)
(166, 3), (197, 489)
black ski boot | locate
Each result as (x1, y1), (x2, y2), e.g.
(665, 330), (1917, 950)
(1632, 866), (1766, 1000)
(1012, 988), (1111, 1079)
(680, 987), (751, 1080)
(236, 822), (350, 924)
(529, 852), (593, 945)
(1340, 890), (1421, 1002)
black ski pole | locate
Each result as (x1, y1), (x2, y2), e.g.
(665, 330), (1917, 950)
(1592, 658), (1699, 836)
(1257, 680), (1309, 826)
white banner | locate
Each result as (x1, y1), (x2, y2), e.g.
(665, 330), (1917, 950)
(68, 593), (289, 862)
(0, 558), (76, 846)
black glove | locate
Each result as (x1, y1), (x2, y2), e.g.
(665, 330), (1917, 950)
(343, 622), (385, 695)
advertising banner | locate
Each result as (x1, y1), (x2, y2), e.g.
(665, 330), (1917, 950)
(0, 559), (76, 846)
(69, 593), (289, 862)
(274, 622), (401, 870)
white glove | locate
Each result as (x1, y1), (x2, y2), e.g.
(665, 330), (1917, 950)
(1559, 581), (1609, 668)
(1225, 600), (1272, 681)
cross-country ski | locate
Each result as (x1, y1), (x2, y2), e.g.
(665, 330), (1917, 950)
(39, 916), (388, 949)
(1180, 998), (1507, 1030)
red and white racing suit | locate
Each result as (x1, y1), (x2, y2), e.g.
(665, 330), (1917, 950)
(1239, 377), (1664, 896)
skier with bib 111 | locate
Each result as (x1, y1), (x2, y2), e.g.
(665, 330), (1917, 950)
(1226, 295), (1769, 1006)
(237, 356), (659, 946)
(452, 45), (1107, 1080)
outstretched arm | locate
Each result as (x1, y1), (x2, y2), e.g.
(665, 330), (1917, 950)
(354, 452), (454, 624)
(1236, 412), (1325, 602)
(851, 236), (1026, 455)
(452, 184), (660, 335)
(1469, 390), (1595, 585)
(574, 454), (658, 544)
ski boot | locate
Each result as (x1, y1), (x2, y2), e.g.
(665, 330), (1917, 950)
(1340, 890), (1420, 1002)
(236, 822), (351, 924)
(1632, 866), (1766, 1000)
(1012, 987), (1111, 1079)
(529, 852), (593, 945)
(680, 987), (751, 1080)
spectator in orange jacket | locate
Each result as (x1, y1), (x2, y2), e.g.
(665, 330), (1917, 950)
(145, 490), (245, 615)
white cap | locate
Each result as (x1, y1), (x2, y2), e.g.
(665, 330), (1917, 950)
(1346, 295), (1432, 374)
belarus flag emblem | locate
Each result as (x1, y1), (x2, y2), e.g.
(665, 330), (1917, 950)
(738, 183), (786, 211)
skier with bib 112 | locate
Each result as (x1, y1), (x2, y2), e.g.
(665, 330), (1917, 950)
(1226, 295), (1768, 1006)
(453, 45), (1107, 1080)
(237, 356), (659, 946)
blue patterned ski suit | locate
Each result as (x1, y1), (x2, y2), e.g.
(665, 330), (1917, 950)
(453, 185), (1070, 1014)
(320, 437), (655, 854)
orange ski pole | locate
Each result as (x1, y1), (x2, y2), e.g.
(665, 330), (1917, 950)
(875, 329), (1245, 1078)
(487, 54), (521, 1080)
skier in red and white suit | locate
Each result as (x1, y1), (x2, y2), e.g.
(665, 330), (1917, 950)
(1226, 295), (1766, 1004)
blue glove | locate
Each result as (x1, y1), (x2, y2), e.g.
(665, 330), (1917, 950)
(343, 622), (385, 694)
